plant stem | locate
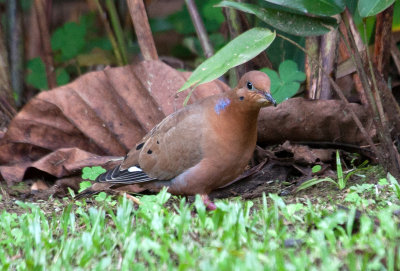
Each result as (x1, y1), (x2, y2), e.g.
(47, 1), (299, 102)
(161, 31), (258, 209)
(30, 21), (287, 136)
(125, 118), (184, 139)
(185, 0), (214, 59)
(105, 0), (128, 65)
(336, 150), (344, 189)
(223, 6), (244, 85)
(93, 0), (124, 66)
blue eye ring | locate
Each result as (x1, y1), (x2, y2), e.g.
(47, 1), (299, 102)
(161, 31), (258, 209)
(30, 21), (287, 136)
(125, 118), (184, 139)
(246, 81), (253, 90)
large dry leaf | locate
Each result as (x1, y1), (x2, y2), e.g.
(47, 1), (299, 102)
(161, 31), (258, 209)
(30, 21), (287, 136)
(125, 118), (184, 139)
(0, 60), (229, 185)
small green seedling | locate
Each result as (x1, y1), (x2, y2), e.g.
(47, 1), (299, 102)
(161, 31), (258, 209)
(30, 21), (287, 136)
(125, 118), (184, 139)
(261, 60), (306, 104)
(297, 151), (369, 192)
(78, 166), (106, 194)
(345, 183), (376, 206)
(387, 173), (400, 200)
(312, 165), (322, 174)
(78, 181), (92, 193)
(81, 166), (106, 181)
(94, 192), (115, 205)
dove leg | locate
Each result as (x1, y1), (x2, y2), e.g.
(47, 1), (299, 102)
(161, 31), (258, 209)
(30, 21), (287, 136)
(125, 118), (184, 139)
(201, 194), (216, 210)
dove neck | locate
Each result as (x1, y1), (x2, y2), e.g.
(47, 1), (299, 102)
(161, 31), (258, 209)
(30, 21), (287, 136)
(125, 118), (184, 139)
(211, 98), (260, 138)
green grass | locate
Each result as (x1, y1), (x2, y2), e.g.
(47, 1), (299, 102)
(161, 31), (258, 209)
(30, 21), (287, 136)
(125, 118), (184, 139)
(1, 173), (400, 270)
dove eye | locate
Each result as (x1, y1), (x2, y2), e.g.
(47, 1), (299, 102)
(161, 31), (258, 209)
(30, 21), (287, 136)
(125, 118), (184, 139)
(246, 81), (253, 90)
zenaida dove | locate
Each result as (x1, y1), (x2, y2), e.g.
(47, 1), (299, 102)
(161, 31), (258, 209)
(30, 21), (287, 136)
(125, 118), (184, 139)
(76, 71), (276, 209)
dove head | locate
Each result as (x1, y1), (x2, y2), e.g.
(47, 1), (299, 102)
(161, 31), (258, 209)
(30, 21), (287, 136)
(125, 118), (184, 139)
(235, 71), (276, 108)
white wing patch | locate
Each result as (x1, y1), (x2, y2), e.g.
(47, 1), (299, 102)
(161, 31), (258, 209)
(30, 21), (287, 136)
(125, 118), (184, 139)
(128, 166), (142, 172)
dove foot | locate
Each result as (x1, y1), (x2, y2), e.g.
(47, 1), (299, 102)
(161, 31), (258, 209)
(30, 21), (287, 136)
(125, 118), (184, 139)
(201, 194), (216, 210)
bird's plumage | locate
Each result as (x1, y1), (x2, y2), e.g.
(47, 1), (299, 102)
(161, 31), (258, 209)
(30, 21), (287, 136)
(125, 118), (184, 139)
(76, 71), (276, 208)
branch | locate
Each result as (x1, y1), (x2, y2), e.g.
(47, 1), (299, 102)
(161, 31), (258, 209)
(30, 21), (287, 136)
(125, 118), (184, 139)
(34, 0), (56, 89)
(186, 0), (214, 59)
(127, 0), (158, 61)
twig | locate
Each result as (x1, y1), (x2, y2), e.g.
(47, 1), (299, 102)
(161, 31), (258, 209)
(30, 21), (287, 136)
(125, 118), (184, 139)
(186, 0), (214, 59)
(344, 9), (364, 52)
(93, 0), (124, 66)
(340, 13), (381, 130)
(339, 10), (368, 105)
(34, 0), (56, 89)
(338, 21), (368, 105)
(223, 6), (244, 84)
(276, 33), (379, 158)
(6, 0), (24, 105)
(391, 40), (400, 75)
(126, 0), (158, 61)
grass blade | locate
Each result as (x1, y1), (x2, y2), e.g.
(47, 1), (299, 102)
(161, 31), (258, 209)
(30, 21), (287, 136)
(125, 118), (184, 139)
(297, 177), (337, 192)
(336, 150), (345, 189)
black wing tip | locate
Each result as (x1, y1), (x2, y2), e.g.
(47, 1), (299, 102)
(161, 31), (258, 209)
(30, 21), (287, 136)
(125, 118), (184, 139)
(95, 170), (109, 182)
(95, 165), (157, 184)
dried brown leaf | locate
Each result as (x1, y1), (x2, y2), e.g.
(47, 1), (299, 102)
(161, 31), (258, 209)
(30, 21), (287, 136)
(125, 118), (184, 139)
(0, 60), (228, 185)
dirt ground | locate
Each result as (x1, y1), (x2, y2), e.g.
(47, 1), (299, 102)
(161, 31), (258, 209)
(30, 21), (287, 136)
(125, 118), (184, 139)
(0, 160), (385, 215)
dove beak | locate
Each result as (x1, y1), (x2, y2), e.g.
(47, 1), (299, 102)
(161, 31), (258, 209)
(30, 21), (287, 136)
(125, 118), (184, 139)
(265, 93), (277, 107)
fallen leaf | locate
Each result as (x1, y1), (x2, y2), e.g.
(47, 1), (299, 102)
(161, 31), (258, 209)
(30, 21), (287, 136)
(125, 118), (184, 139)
(0, 60), (229, 186)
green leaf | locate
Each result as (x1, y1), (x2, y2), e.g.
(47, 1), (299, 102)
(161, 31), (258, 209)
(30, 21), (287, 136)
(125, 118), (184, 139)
(276, 82), (300, 102)
(201, 0), (226, 31)
(345, 192), (362, 203)
(178, 28), (275, 92)
(168, 0), (225, 35)
(261, 68), (280, 93)
(78, 181), (92, 193)
(393, 1), (400, 31)
(81, 166), (106, 181)
(349, 183), (374, 194)
(261, 0), (345, 16)
(260, 60), (305, 103)
(51, 22), (87, 61)
(56, 68), (70, 86)
(266, 35), (305, 70)
(387, 173), (400, 199)
(216, 1), (338, 36)
(378, 178), (389, 186)
(279, 60), (306, 82)
(26, 57), (48, 90)
(297, 177), (337, 192)
(95, 192), (108, 202)
(358, 0), (395, 17)
(312, 165), (322, 173)
(336, 150), (345, 189)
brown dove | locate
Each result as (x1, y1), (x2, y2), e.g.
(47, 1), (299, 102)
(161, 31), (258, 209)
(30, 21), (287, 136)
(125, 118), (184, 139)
(76, 71), (276, 209)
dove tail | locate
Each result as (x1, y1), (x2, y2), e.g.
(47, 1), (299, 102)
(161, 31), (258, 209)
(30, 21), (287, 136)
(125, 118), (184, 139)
(74, 188), (99, 199)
